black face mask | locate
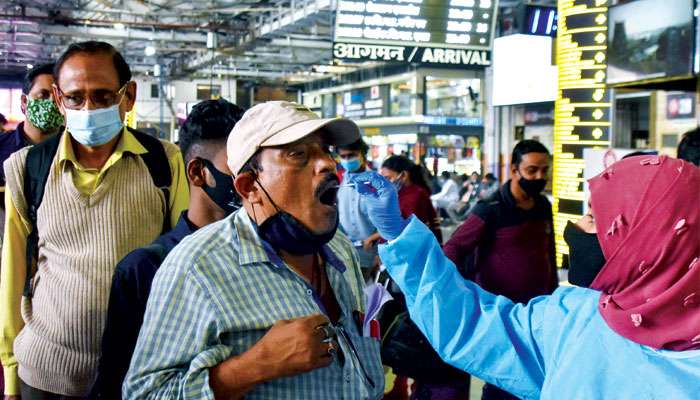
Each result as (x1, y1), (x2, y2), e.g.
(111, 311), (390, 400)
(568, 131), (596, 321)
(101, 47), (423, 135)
(564, 221), (606, 288)
(517, 171), (547, 198)
(200, 158), (240, 215)
(255, 179), (339, 255)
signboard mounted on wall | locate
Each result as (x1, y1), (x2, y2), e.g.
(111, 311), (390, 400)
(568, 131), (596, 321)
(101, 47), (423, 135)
(666, 92), (696, 120)
(336, 85), (390, 119)
(333, 0), (498, 67)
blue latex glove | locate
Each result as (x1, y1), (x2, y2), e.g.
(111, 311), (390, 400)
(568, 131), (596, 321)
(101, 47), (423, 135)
(346, 171), (408, 241)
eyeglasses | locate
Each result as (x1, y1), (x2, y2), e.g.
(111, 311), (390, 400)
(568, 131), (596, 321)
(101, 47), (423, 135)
(333, 325), (376, 390)
(55, 82), (129, 110)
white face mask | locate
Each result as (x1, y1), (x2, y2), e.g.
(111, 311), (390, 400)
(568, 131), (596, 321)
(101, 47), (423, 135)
(65, 104), (124, 147)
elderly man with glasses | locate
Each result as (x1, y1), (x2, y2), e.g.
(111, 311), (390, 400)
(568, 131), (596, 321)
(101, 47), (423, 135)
(124, 102), (384, 400)
(0, 41), (188, 399)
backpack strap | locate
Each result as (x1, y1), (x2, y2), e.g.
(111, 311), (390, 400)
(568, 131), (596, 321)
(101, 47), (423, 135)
(23, 132), (63, 296)
(128, 127), (172, 233)
(141, 243), (169, 263)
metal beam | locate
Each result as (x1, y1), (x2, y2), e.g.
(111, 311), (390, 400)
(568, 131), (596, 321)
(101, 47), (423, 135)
(132, 64), (290, 79)
(40, 24), (208, 43)
(176, 0), (332, 77)
(268, 37), (331, 49)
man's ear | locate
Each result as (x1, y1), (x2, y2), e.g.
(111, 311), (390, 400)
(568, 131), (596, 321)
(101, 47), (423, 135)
(21, 94), (28, 116)
(52, 85), (66, 117)
(234, 171), (262, 204)
(124, 81), (137, 112)
(187, 158), (207, 188)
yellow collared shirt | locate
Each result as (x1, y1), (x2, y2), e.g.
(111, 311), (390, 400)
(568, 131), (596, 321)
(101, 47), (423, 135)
(0, 128), (189, 395)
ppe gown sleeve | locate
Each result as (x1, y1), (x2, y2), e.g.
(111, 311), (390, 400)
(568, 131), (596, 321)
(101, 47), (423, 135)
(378, 216), (548, 400)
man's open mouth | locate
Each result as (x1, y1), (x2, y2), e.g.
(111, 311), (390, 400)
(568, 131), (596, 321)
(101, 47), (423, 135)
(318, 185), (339, 206)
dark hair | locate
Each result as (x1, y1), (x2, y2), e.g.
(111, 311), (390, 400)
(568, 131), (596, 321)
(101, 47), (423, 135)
(23, 63), (55, 94)
(484, 173), (496, 182)
(54, 41), (131, 88)
(511, 139), (550, 167)
(179, 99), (245, 164)
(0, 112), (6, 126)
(440, 171), (452, 179)
(337, 138), (369, 158)
(382, 155), (431, 192)
(677, 128), (700, 166)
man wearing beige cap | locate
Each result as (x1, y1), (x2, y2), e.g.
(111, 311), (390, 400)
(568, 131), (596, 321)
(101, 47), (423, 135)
(124, 101), (384, 400)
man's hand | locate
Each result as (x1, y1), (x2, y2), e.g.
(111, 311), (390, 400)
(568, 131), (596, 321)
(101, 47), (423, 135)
(347, 172), (408, 241)
(4, 395), (20, 400)
(363, 233), (380, 252)
(209, 314), (336, 400)
(253, 314), (335, 379)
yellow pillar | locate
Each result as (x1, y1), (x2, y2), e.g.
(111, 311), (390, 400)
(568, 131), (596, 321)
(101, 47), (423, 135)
(553, 0), (611, 266)
(125, 107), (137, 130)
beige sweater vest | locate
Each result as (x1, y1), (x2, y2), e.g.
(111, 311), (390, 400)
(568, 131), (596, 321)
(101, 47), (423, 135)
(5, 145), (169, 396)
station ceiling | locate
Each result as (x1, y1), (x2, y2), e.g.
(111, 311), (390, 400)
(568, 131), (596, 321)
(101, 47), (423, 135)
(0, 0), (536, 83)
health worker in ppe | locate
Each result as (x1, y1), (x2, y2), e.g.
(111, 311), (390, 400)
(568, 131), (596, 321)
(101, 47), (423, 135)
(347, 155), (700, 400)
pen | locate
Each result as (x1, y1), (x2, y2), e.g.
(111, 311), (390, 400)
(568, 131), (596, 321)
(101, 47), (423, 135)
(342, 181), (372, 188)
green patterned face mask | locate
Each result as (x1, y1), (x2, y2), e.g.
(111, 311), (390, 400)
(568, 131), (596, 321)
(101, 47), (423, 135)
(26, 98), (64, 132)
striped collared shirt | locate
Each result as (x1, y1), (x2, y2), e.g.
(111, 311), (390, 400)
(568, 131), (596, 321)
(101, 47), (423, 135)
(123, 210), (384, 400)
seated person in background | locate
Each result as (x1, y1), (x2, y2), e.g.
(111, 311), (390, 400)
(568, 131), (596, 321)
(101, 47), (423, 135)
(91, 98), (244, 399)
(348, 154), (700, 400)
(430, 171), (460, 222)
(447, 172), (481, 223)
(477, 173), (498, 200)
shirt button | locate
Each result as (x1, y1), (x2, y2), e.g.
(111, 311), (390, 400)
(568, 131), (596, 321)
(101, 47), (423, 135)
(344, 373), (352, 382)
(306, 289), (313, 296)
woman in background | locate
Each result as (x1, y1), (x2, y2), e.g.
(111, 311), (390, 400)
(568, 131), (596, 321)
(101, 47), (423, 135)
(379, 155), (442, 243)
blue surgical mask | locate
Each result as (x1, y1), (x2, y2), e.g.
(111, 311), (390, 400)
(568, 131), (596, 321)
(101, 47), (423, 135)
(391, 173), (405, 192)
(340, 157), (362, 173)
(65, 104), (124, 146)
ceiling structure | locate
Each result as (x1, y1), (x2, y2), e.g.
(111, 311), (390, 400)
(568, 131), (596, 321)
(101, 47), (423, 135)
(0, 0), (352, 83)
(0, 0), (547, 83)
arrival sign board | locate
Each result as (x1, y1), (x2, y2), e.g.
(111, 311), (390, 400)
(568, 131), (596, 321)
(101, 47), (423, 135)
(333, 0), (497, 67)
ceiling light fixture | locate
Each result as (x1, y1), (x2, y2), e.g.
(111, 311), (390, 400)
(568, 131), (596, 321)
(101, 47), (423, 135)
(114, 23), (126, 30)
(144, 46), (156, 56)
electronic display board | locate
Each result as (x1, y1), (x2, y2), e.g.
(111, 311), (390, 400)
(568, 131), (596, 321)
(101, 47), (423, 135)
(553, 0), (611, 267)
(526, 5), (557, 37)
(333, 0), (498, 67)
(607, 0), (695, 86)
